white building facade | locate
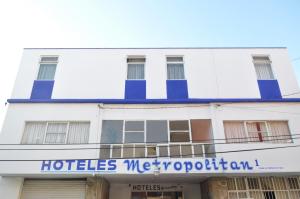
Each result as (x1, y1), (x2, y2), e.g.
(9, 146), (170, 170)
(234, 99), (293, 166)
(0, 47), (300, 199)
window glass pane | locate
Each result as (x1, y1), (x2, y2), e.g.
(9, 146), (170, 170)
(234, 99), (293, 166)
(193, 144), (204, 157)
(170, 132), (189, 142)
(21, 122), (46, 144)
(127, 64), (144, 79)
(67, 122), (90, 144)
(191, 119), (212, 143)
(224, 122), (247, 143)
(100, 145), (110, 159)
(111, 145), (121, 158)
(125, 121), (144, 131)
(146, 120), (168, 143)
(181, 145), (192, 157)
(167, 57), (183, 62)
(169, 120), (189, 131)
(45, 133), (66, 144)
(41, 56), (58, 62)
(127, 58), (146, 63)
(135, 145), (145, 158)
(125, 132), (144, 143)
(167, 64), (184, 79)
(45, 123), (67, 144)
(123, 144), (134, 158)
(253, 57), (274, 80)
(204, 144), (216, 158)
(169, 145), (180, 157)
(246, 122), (267, 142)
(101, 120), (123, 144)
(47, 123), (67, 133)
(37, 64), (57, 80)
(159, 146), (168, 157)
(268, 121), (292, 143)
(147, 146), (157, 157)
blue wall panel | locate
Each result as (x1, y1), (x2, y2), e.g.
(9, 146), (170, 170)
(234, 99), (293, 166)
(30, 80), (54, 99)
(125, 80), (146, 99)
(167, 80), (188, 99)
(258, 80), (282, 99)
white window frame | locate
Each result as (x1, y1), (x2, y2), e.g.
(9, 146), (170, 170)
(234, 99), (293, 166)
(43, 122), (69, 144)
(224, 120), (291, 144)
(36, 55), (59, 81)
(22, 121), (90, 144)
(169, 120), (191, 143)
(166, 55), (186, 80)
(252, 55), (276, 80)
(126, 56), (146, 80)
(101, 119), (214, 159)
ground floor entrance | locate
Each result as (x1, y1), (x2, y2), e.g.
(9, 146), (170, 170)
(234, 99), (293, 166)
(12, 175), (300, 199)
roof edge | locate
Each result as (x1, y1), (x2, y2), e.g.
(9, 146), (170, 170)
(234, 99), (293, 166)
(23, 47), (288, 50)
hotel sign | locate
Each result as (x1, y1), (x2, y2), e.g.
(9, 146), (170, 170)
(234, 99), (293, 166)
(40, 158), (278, 174)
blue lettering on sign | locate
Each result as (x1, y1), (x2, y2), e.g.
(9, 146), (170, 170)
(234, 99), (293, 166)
(41, 158), (258, 173)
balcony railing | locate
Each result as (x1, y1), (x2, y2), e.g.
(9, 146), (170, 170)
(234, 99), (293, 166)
(99, 143), (216, 159)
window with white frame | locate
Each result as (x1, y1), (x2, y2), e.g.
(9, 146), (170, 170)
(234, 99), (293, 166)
(37, 56), (58, 80)
(223, 121), (292, 143)
(127, 57), (145, 79)
(124, 121), (145, 143)
(253, 56), (275, 80)
(169, 120), (190, 142)
(21, 121), (90, 144)
(169, 120), (191, 157)
(100, 119), (215, 159)
(167, 56), (185, 79)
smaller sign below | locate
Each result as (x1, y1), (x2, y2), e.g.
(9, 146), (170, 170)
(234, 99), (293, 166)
(131, 184), (183, 192)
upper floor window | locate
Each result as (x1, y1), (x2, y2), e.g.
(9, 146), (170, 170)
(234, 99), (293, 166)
(127, 57), (145, 80)
(37, 56), (58, 80)
(224, 120), (292, 143)
(253, 56), (274, 80)
(167, 56), (185, 80)
(169, 120), (190, 142)
(100, 119), (214, 159)
(21, 121), (90, 144)
(124, 121), (145, 143)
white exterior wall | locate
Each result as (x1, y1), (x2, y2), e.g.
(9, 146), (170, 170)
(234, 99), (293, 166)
(0, 103), (300, 175)
(0, 176), (23, 198)
(10, 48), (300, 99)
(2, 48), (300, 199)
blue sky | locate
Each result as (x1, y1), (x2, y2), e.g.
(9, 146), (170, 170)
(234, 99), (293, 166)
(0, 0), (300, 127)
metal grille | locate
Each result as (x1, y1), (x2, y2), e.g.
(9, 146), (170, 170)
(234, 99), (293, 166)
(228, 177), (300, 199)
